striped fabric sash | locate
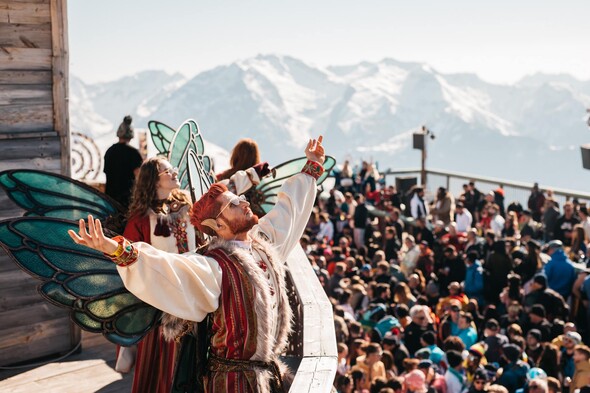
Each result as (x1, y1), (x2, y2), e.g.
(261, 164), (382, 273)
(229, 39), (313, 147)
(208, 353), (284, 393)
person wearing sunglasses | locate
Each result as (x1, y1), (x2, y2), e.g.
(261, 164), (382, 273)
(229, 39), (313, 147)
(117, 157), (266, 393)
(69, 137), (326, 392)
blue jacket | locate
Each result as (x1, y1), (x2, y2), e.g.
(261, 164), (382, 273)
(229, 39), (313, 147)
(497, 361), (529, 393)
(464, 260), (484, 304)
(544, 249), (577, 298)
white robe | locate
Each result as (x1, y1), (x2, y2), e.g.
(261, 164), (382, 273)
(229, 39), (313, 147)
(117, 172), (317, 323)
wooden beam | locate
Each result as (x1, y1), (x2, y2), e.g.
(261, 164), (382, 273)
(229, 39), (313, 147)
(0, 22), (52, 49)
(0, 1), (51, 24)
(50, 0), (70, 177)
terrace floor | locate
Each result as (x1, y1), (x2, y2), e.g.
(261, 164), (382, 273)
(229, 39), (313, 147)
(0, 331), (133, 393)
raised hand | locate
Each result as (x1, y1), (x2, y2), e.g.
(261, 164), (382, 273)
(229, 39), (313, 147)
(305, 135), (325, 165)
(68, 215), (119, 255)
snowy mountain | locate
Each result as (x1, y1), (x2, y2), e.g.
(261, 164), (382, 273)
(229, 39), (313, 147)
(69, 55), (590, 189)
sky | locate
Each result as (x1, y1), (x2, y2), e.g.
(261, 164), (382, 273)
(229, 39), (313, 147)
(68, 0), (590, 85)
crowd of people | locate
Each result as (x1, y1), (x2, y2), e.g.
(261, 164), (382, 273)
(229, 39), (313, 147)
(304, 161), (590, 393)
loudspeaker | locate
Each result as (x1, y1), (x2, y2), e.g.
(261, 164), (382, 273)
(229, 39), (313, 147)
(413, 133), (425, 150)
(582, 145), (590, 170)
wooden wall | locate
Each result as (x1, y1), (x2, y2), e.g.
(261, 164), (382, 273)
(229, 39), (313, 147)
(0, 0), (78, 366)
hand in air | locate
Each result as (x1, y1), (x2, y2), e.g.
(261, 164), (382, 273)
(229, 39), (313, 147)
(68, 215), (119, 255)
(305, 135), (325, 165)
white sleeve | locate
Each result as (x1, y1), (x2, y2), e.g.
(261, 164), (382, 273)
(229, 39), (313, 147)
(220, 168), (261, 194)
(255, 172), (317, 261)
(117, 242), (222, 322)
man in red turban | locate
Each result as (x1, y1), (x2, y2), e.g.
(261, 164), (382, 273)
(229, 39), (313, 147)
(70, 136), (326, 393)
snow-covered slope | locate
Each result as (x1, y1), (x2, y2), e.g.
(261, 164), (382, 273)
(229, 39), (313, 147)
(70, 55), (590, 188)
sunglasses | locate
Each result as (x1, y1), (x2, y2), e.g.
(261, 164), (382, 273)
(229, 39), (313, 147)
(529, 385), (541, 389)
(450, 307), (460, 312)
(158, 167), (179, 177)
(474, 380), (485, 385)
(216, 194), (248, 219)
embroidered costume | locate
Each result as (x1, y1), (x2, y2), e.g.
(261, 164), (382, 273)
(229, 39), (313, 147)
(109, 163), (322, 392)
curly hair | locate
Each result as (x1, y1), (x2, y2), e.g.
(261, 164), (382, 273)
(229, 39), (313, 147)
(127, 157), (189, 219)
(189, 182), (228, 236)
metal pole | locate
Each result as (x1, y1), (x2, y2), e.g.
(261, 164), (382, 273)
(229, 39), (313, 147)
(421, 126), (427, 187)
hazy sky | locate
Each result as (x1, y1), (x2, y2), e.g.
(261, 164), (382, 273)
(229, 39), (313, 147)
(69, 0), (590, 85)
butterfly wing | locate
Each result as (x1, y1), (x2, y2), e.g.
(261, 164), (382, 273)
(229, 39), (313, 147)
(168, 119), (211, 191)
(0, 217), (159, 346)
(250, 156), (337, 215)
(0, 169), (124, 220)
(148, 120), (177, 156)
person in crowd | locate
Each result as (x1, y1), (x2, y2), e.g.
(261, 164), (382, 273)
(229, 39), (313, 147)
(542, 199), (560, 243)
(455, 201), (473, 233)
(103, 115), (143, 208)
(497, 343), (530, 393)
(571, 345), (590, 392)
(401, 235), (421, 278)
(525, 329), (559, 378)
(464, 251), (485, 306)
(554, 202), (580, 247)
(544, 240), (577, 299)
(528, 183), (546, 223)
(445, 350), (466, 393)
(355, 342), (386, 390)
(353, 193), (369, 249)
(410, 186), (429, 220)
(430, 187), (455, 226)
(215, 137), (260, 181)
(456, 312), (478, 349)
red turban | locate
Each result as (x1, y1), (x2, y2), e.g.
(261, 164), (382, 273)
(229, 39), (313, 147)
(190, 183), (228, 236)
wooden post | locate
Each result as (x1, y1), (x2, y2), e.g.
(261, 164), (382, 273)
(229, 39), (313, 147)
(421, 125), (427, 187)
(50, 0), (70, 177)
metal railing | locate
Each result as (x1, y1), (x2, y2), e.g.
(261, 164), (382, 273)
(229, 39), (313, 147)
(383, 168), (590, 208)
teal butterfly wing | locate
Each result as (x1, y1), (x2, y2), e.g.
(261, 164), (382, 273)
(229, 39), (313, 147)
(148, 120), (177, 157)
(0, 169), (124, 220)
(0, 217), (160, 346)
(249, 156), (337, 216)
(168, 119), (212, 191)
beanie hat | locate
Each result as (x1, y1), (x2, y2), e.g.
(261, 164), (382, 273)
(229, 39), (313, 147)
(527, 329), (542, 342)
(116, 115), (134, 139)
(469, 343), (486, 358)
(530, 304), (546, 318)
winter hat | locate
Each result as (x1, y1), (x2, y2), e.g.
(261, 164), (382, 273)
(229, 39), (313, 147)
(527, 329), (542, 342)
(529, 304), (546, 319)
(469, 343), (487, 359)
(565, 331), (582, 345)
(116, 115), (134, 139)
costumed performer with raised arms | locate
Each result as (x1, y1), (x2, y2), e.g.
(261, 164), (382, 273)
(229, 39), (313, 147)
(69, 136), (326, 393)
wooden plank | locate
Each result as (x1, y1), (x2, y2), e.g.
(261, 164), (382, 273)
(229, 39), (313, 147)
(0, 316), (72, 363)
(0, 47), (52, 70)
(50, 0), (70, 176)
(0, 301), (64, 330)
(0, 103), (53, 132)
(0, 69), (52, 84)
(0, 84), (52, 106)
(0, 1), (51, 24)
(0, 22), (52, 49)
(0, 135), (61, 161)
(289, 356), (338, 393)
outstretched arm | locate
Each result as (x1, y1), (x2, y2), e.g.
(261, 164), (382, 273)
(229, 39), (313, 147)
(68, 215), (221, 322)
(256, 136), (325, 260)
